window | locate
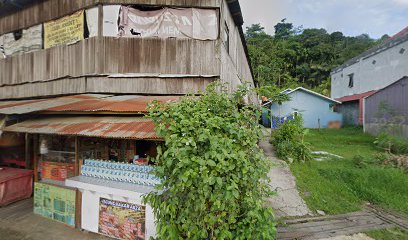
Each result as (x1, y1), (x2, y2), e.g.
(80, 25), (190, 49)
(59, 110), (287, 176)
(223, 22), (230, 54)
(329, 103), (335, 112)
(400, 48), (406, 54)
(348, 73), (354, 88)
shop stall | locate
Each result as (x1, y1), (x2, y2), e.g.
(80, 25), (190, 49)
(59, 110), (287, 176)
(4, 116), (162, 239)
(30, 135), (79, 226)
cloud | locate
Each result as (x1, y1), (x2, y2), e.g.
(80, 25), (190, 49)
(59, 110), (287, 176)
(394, 0), (408, 5)
(240, 0), (408, 38)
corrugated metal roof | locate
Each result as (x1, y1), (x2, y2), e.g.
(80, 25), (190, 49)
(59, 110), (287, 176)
(0, 99), (46, 109)
(45, 96), (180, 113)
(0, 94), (179, 114)
(4, 116), (160, 140)
(0, 97), (85, 115)
(336, 91), (376, 103)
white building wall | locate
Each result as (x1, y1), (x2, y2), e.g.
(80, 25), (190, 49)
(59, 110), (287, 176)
(331, 40), (408, 99)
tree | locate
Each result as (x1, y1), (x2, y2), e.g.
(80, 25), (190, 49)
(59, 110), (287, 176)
(274, 18), (294, 39)
(245, 23), (267, 39)
(246, 21), (381, 95)
(145, 83), (276, 240)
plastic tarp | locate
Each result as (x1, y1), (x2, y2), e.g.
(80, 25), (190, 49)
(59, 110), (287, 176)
(0, 35), (5, 58)
(103, 5), (121, 37)
(119, 6), (218, 40)
(86, 7), (99, 38)
(3, 24), (42, 56)
(0, 168), (33, 206)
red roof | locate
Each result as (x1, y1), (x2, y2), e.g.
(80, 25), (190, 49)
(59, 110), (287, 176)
(385, 26), (408, 43)
(336, 91), (376, 103)
(4, 116), (161, 140)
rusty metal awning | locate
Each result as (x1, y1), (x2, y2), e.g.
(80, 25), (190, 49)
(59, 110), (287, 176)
(0, 94), (180, 115)
(3, 116), (161, 140)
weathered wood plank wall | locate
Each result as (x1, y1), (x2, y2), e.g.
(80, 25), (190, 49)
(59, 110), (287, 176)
(0, 37), (219, 87)
(0, 0), (220, 35)
(86, 76), (215, 94)
(219, 0), (256, 103)
(0, 77), (87, 99)
(0, 76), (214, 99)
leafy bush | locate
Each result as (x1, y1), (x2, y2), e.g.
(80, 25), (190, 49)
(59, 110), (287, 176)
(145, 83), (276, 240)
(271, 116), (312, 163)
(374, 133), (408, 155)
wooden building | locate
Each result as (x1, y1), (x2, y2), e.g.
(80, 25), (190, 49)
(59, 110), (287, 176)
(0, 1), (256, 236)
(0, 0), (256, 102)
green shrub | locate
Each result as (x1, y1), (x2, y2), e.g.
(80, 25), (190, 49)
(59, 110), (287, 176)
(272, 116), (312, 163)
(374, 133), (408, 154)
(145, 83), (276, 240)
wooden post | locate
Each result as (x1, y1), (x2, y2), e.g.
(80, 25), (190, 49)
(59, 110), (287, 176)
(75, 136), (80, 176)
(98, 4), (103, 37)
(75, 189), (82, 229)
(25, 133), (31, 169)
(33, 134), (39, 182)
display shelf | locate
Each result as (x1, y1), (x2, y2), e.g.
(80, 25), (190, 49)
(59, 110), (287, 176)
(65, 176), (157, 198)
(40, 178), (75, 189)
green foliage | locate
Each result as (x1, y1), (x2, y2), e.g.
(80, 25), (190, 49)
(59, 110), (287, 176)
(374, 133), (408, 155)
(292, 159), (408, 215)
(304, 127), (379, 159)
(144, 83), (276, 240)
(271, 116), (312, 163)
(246, 21), (383, 95)
(366, 228), (408, 240)
(292, 128), (408, 215)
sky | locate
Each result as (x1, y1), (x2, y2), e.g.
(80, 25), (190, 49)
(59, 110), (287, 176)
(240, 0), (408, 38)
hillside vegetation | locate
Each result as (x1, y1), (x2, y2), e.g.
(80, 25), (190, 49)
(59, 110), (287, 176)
(246, 20), (389, 96)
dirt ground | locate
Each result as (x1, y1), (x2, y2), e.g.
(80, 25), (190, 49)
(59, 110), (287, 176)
(320, 233), (374, 240)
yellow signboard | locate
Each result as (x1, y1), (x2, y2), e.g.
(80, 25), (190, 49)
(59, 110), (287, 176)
(44, 10), (84, 49)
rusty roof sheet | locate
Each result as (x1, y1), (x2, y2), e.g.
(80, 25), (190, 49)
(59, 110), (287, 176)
(0, 99), (47, 110)
(0, 94), (179, 114)
(4, 116), (160, 140)
(0, 97), (83, 115)
(44, 96), (180, 113)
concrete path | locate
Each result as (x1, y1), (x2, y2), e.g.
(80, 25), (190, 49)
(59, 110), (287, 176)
(259, 129), (312, 218)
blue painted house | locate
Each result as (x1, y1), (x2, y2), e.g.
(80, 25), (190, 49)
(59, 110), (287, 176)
(269, 87), (343, 129)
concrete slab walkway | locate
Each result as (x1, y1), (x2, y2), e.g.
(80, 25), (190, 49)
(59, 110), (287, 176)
(259, 129), (312, 218)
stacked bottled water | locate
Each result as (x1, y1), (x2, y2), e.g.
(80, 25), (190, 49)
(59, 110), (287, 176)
(81, 159), (161, 186)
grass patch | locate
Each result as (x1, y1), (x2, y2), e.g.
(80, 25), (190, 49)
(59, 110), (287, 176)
(366, 228), (408, 240)
(291, 128), (408, 215)
(305, 127), (380, 159)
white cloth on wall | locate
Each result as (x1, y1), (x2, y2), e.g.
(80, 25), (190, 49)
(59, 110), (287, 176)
(103, 5), (121, 37)
(118, 6), (219, 40)
(86, 7), (99, 38)
(0, 35), (5, 58)
(3, 24), (42, 56)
